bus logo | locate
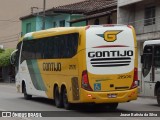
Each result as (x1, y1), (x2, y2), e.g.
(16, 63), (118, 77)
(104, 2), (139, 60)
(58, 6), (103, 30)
(97, 30), (122, 42)
(43, 62), (61, 72)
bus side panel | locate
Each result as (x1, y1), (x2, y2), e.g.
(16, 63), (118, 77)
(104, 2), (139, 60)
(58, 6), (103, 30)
(18, 60), (48, 97)
(37, 58), (79, 100)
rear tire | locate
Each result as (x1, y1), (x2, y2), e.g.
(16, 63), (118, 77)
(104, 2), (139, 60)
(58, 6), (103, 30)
(23, 83), (32, 100)
(54, 86), (63, 108)
(157, 87), (160, 106)
(62, 87), (72, 110)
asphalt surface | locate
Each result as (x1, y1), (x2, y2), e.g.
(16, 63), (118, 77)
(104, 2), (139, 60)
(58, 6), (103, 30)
(0, 83), (160, 120)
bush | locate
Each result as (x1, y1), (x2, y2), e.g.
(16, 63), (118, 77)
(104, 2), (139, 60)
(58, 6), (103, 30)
(0, 48), (14, 67)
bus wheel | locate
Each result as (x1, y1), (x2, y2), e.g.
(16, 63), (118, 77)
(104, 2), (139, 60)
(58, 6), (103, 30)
(23, 83), (32, 100)
(62, 87), (72, 110)
(157, 87), (160, 106)
(106, 103), (118, 111)
(54, 86), (63, 108)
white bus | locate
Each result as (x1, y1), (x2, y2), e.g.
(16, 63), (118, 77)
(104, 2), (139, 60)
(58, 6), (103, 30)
(141, 40), (160, 105)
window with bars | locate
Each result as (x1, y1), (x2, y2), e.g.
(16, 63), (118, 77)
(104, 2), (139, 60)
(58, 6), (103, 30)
(144, 6), (156, 26)
(26, 23), (31, 33)
(59, 20), (65, 27)
(94, 19), (99, 25)
(53, 22), (57, 28)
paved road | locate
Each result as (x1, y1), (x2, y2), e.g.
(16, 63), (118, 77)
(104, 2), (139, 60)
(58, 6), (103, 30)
(0, 83), (160, 120)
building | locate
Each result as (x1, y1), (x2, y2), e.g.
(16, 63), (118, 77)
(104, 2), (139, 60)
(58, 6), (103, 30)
(56, 0), (117, 26)
(0, 0), (85, 49)
(20, 9), (85, 36)
(118, 0), (160, 80)
(20, 0), (117, 35)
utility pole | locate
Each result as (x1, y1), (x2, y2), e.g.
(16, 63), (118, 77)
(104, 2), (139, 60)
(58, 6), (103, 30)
(42, 0), (46, 30)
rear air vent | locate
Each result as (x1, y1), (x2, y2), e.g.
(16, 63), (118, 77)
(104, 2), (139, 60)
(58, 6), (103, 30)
(90, 57), (131, 67)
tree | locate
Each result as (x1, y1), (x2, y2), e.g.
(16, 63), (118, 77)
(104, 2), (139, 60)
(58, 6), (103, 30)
(0, 48), (14, 67)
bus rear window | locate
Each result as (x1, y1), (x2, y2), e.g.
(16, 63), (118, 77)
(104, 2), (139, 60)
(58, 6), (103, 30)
(143, 45), (152, 54)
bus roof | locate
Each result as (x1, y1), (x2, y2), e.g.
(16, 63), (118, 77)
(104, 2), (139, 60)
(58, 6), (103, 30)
(21, 27), (85, 41)
(143, 40), (160, 47)
(20, 24), (132, 42)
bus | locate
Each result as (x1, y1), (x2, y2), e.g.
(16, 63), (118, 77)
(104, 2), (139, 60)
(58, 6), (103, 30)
(10, 25), (138, 110)
(141, 40), (160, 106)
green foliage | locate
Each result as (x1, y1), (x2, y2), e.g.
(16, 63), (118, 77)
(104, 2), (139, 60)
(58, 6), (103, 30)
(0, 48), (4, 53)
(0, 48), (14, 67)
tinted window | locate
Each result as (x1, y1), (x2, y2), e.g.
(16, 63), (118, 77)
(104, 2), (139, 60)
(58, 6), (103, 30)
(15, 42), (22, 67)
(21, 40), (35, 63)
(154, 46), (160, 68)
(142, 45), (152, 77)
(143, 45), (152, 53)
(21, 33), (79, 63)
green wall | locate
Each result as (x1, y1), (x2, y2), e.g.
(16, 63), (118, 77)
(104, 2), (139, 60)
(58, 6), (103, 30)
(21, 17), (37, 36)
(70, 15), (87, 27)
(21, 14), (86, 36)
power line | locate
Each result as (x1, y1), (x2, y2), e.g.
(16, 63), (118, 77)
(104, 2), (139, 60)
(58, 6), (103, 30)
(0, 39), (18, 44)
(0, 36), (19, 42)
(0, 33), (20, 39)
(0, 19), (20, 22)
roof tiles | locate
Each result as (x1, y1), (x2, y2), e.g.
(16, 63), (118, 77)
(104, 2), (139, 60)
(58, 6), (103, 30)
(54, 0), (117, 14)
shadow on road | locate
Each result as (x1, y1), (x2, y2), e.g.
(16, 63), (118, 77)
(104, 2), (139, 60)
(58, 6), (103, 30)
(20, 97), (129, 113)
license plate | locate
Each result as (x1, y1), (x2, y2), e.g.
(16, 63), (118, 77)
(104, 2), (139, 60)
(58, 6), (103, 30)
(107, 94), (117, 98)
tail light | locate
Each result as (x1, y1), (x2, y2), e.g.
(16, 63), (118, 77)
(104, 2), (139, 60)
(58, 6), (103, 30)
(85, 25), (90, 30)
(81, 70), (93, 91)
(131, 68), (139, 89)
(127, 25), (132, 29)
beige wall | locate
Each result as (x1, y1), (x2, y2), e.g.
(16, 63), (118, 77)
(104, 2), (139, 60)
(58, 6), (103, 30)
(0, 0), (84, 48)
(88, 12), (117, 25)
(118, 0), (143, 7)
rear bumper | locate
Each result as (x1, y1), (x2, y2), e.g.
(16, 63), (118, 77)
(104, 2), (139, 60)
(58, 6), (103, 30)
(78, 88), (138, 103)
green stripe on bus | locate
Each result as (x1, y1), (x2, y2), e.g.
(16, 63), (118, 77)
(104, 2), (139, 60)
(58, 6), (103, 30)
(27, 60), (46, 91)
(32, 60), (47, 91)
(27, 60), (40, 90)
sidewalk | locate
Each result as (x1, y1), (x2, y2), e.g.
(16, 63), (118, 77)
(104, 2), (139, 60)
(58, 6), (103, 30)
(0, 82), (15, 86)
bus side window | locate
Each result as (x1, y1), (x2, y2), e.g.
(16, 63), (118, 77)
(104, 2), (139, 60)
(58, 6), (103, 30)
(154, 46), (160, 68)
(16, 42), (21, 66)
(35, 39), (44, 59)
(141, 55), (144, 63)
(21, 40), (35, 63)
(142, 45), (152, 77)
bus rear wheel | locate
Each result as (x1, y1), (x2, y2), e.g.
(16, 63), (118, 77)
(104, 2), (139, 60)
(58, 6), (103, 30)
(23, 83), (32, 100)
(62, 87), (72, 110)
(157, 87), (160, 106)
(54, 86), (63, 108)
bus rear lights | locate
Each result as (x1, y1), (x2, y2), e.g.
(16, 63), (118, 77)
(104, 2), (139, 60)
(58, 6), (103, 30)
(81, 70), (93, 91)
(87, 94), (96, 99)
(130, 68), (139, 89)
(85, 25), (90, 30)
(127, 25), (132, 29)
